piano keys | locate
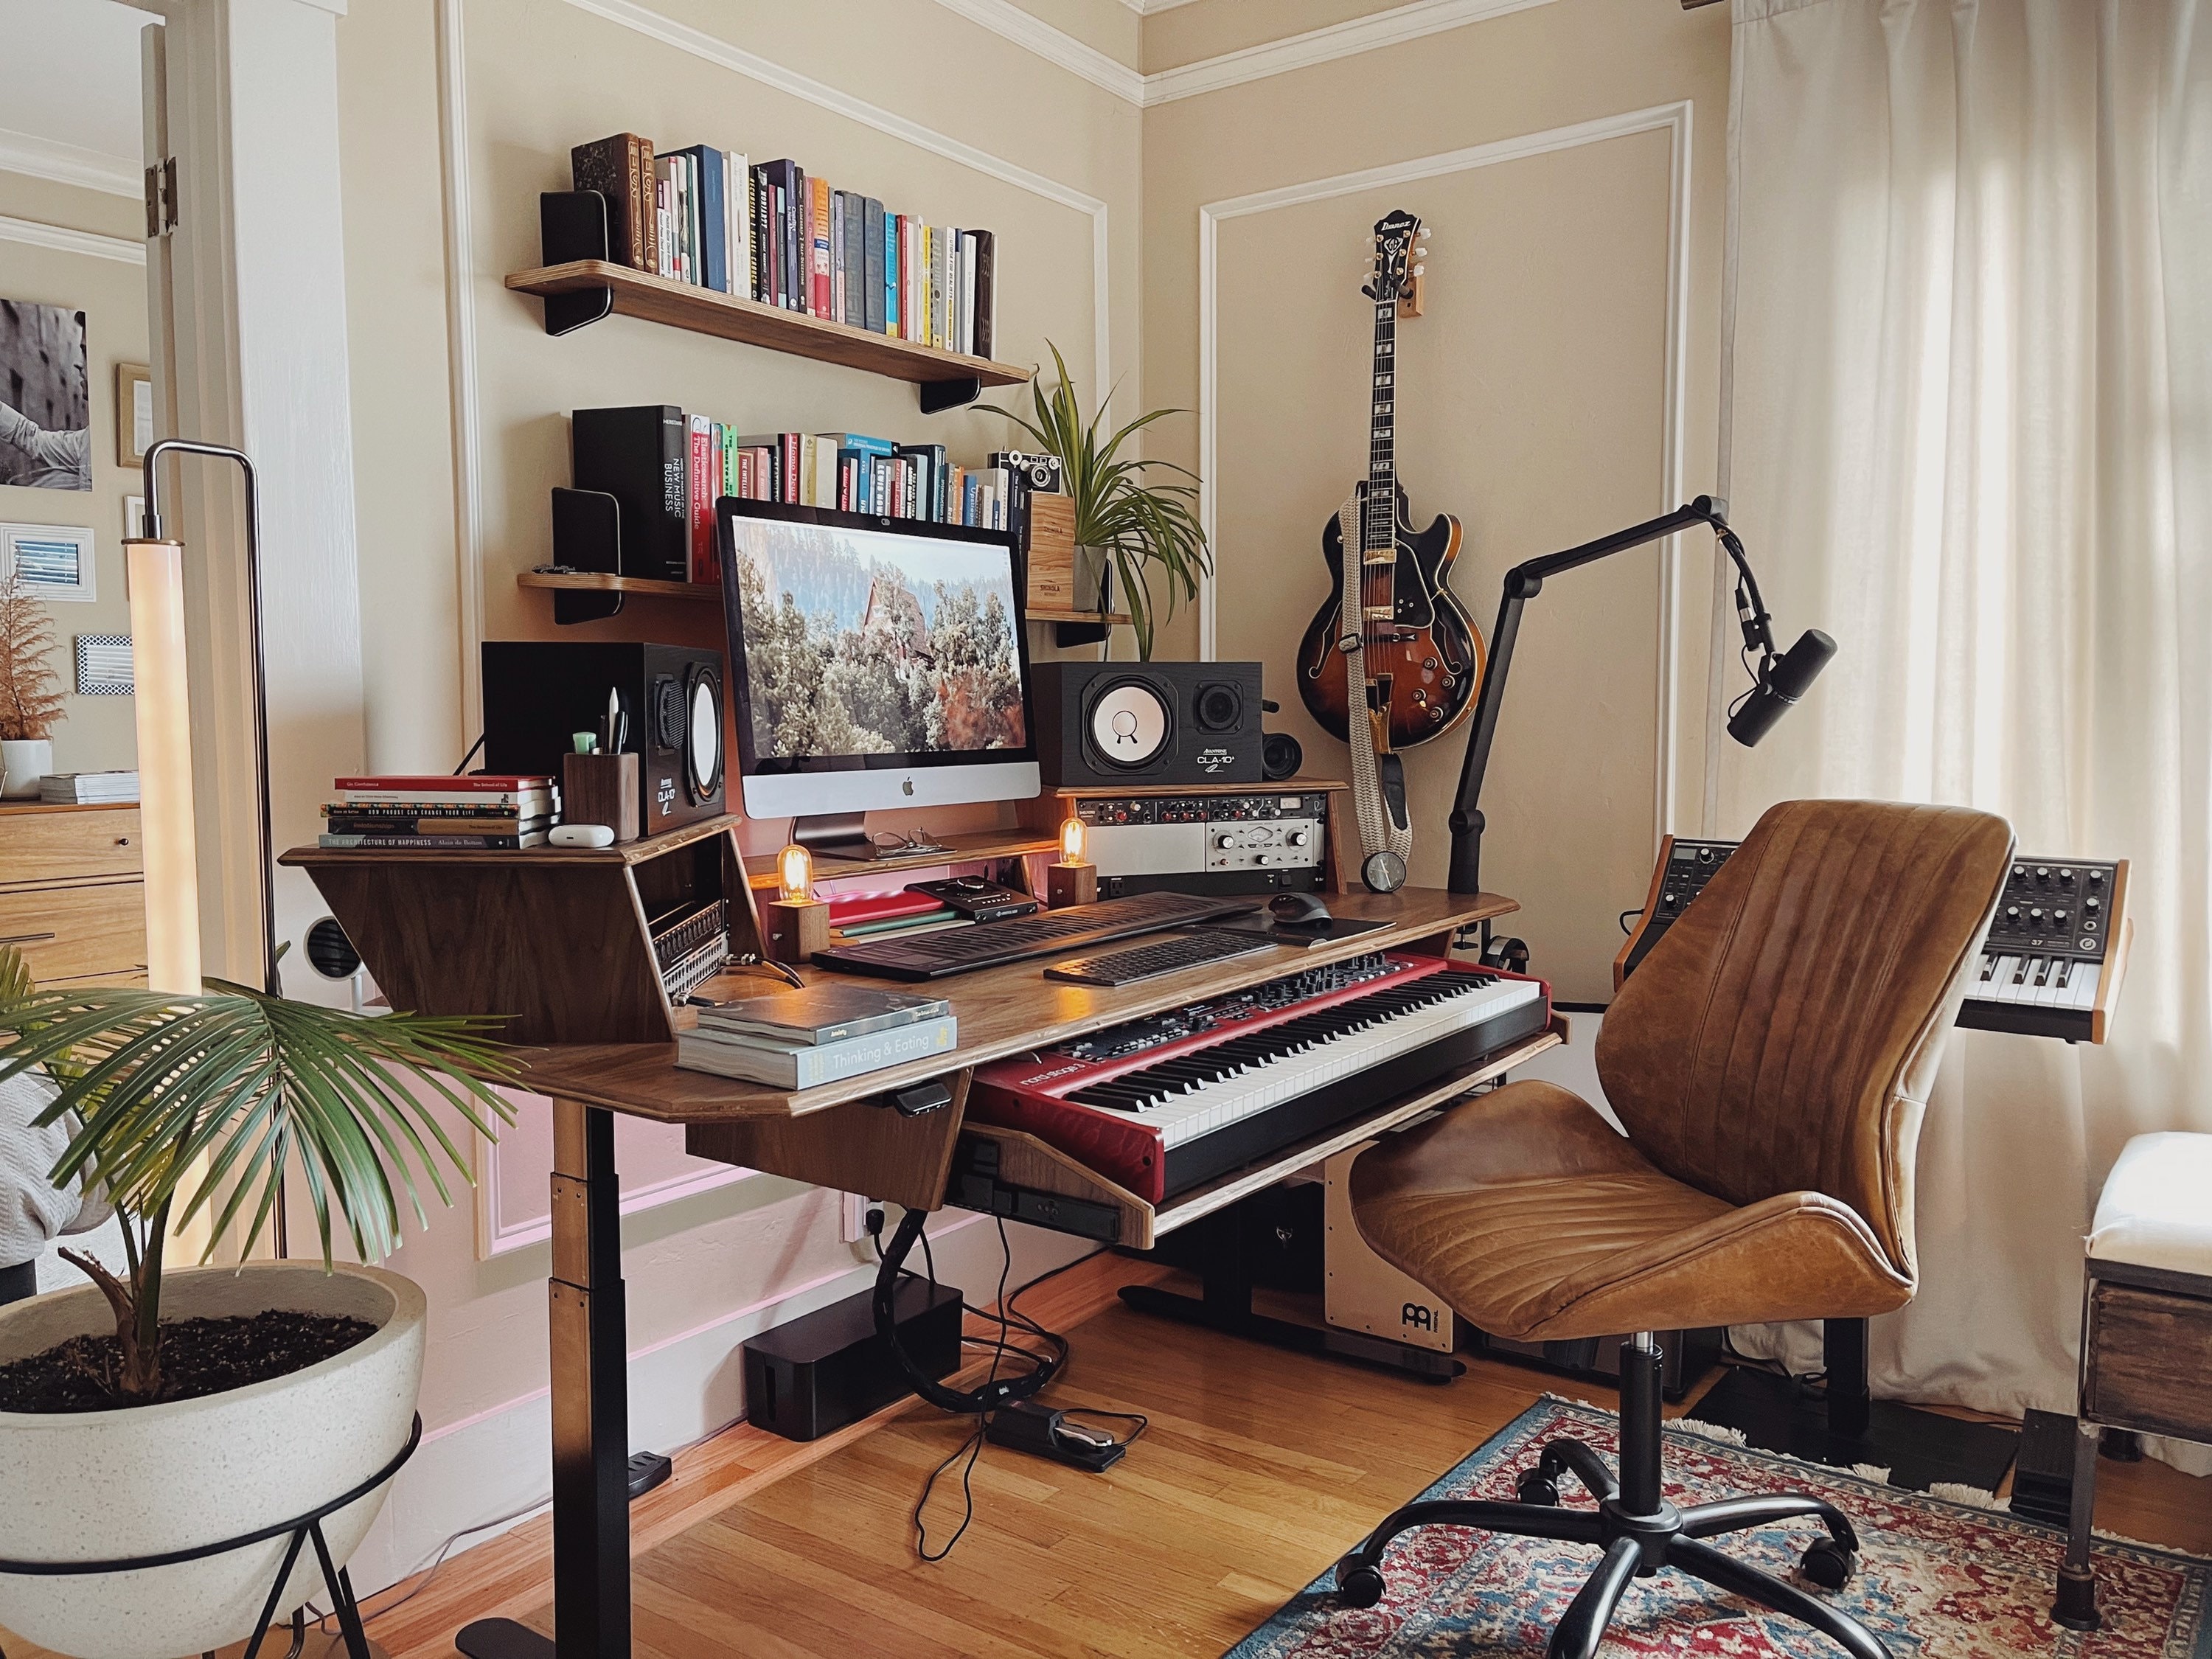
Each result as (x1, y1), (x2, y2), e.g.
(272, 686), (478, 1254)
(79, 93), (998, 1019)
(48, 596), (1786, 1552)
(965, 953), (1551, 1205)
(1958, 858), (2129, 1043)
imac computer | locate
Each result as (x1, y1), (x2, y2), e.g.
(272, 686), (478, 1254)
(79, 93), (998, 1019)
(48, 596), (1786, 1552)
(717, 498), (1040, 858)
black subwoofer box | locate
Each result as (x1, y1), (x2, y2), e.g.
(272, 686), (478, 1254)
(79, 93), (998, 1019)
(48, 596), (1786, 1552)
(1029, 660), (1265, 786)
(743, 1278), (963, 1442)
(481, 641), (726, 832)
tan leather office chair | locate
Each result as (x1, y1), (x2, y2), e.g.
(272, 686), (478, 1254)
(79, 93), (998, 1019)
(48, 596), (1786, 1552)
(1337, 799), (2013, 1659)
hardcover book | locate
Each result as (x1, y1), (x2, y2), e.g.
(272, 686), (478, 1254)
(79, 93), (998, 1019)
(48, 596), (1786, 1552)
(693, 985), (950, 1046)
(570, 133), (656, 273)
(571, 405), (689, 582)
(676, 1015), (958, 1087)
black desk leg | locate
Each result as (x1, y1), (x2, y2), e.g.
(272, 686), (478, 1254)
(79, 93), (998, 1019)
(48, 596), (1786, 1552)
(457, 1101), (631, 1658)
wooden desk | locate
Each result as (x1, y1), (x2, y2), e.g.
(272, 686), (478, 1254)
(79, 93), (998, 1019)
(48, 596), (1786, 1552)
(285, 845), (1531, 1659)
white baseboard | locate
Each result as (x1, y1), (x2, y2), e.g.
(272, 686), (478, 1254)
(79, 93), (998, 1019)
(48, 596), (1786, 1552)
(343, 1211), (1093, 1597)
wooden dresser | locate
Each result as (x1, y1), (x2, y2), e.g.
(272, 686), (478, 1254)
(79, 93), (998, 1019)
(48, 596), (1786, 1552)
(0, 803), (149, 987)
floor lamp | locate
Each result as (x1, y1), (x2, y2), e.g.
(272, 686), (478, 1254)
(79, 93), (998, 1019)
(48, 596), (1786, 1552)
(123, 437), (285, 1257)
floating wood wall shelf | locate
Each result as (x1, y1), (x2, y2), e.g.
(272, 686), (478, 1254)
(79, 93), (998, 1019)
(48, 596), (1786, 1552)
(504, 259), (1029, 414)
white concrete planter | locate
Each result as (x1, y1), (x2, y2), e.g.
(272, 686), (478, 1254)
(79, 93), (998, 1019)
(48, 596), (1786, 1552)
(0, 737), (52, 798)
(0, 1262), (423, 1659)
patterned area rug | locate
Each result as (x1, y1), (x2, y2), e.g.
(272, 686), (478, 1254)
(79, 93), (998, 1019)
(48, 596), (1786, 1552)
(1228, 1398), (2211, 1658)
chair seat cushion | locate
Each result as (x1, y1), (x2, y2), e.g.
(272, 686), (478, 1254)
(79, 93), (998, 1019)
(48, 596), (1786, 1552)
(1348, 1080), (1916, 1343)
(2090, 1133), (2212, 1278)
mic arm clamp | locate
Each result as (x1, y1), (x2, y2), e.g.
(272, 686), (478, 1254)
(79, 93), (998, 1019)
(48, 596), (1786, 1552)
(1448, 496), (1787, 897)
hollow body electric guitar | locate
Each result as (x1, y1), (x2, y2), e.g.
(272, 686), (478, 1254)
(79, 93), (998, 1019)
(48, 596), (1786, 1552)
(1296, 210), (1482, 754)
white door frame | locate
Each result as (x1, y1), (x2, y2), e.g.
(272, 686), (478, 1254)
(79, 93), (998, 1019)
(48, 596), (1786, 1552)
(142, 0), (366, 996)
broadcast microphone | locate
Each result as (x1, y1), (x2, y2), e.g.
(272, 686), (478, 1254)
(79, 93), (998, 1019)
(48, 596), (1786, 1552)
(1728, 627), (1837, 747)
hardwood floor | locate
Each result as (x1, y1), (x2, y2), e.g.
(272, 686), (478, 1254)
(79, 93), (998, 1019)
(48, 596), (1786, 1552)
(6, 1253), (2207, 1658)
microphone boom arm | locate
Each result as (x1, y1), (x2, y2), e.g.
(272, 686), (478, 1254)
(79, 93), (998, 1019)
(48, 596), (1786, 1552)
(1448, 495), (1769, 895)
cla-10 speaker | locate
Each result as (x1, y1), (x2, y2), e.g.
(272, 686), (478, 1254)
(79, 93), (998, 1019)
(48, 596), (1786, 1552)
(1029, 661), (1265, 786)
(481, 641), (726, 831)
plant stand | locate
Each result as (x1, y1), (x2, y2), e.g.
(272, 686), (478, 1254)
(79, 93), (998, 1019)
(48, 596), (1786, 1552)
(0, 1415), (419, 1659)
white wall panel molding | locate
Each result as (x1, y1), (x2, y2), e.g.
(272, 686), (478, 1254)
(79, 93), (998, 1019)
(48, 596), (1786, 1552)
(1197, 101), (1693, 844)
(0, 128), (140, 198)
(436, 0), (1114, 1241)
(0, 212), (145, 264)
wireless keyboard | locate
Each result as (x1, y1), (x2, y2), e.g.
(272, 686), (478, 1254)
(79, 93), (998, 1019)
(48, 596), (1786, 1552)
(814, 892), (1256, 981)
(1044, 930), (1277, 987)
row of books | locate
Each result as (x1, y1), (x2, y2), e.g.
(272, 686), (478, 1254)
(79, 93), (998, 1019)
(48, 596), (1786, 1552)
(675, 984), (956, 1088)
(574, 405), (1037, 587)
(682, 421), (1021, 582)
(572, 134), (997, 359)
(39, 771), (139, 804)
(318, 774), (558, 851)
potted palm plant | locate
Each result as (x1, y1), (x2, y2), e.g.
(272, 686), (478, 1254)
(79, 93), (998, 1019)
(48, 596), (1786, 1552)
(0, 946), (514, 1659)
(996, 341), (1211, 660)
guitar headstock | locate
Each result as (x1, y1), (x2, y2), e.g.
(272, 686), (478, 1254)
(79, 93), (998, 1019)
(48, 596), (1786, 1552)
(1361, 208), (1427, 315)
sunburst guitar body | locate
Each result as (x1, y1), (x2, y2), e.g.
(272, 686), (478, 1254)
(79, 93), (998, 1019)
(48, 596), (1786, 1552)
(1295, 206), (1483, 751)
(1295, 482), (1481, 748)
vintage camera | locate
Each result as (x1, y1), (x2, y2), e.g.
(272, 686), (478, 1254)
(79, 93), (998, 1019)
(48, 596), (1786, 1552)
(988, 451), (1064, 494)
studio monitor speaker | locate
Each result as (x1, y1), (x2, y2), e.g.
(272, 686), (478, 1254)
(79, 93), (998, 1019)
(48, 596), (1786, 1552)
(1029, 661), (1265, 787)
(481, 641), (726, 832)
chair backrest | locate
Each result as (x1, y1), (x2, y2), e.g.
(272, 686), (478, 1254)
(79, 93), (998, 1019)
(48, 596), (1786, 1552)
(1594, 799), (2012, 1281)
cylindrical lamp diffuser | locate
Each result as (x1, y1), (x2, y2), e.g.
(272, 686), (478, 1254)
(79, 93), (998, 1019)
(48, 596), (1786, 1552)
(124, 538), (203, 994)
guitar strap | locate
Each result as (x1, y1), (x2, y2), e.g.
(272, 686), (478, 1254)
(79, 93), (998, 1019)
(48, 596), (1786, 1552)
(1336, 489), (1415, 872)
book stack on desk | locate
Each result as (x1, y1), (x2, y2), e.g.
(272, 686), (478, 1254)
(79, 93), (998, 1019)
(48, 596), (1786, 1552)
(319, 774), (557, 849)
(678, 984), (956, 1087)
(824, 890), (973, 948)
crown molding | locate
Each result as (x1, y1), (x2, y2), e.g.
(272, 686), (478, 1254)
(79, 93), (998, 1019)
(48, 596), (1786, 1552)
(0, 212), (145, 264)
(934, 0), (1564, 106)
(929, 0), (1144, 102)
(0, 127), (141, 198)
(1146, 0), (1560, 103)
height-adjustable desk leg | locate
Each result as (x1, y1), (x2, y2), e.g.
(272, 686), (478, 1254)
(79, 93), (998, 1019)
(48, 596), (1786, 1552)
(457, 1101), (632, 1658)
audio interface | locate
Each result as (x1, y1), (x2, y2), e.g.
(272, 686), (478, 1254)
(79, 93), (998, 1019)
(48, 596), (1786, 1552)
(1076, 792), (1329, 896)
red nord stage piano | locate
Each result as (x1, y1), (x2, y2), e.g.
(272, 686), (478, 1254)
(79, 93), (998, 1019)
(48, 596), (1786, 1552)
(964, 952), (1551, 1206)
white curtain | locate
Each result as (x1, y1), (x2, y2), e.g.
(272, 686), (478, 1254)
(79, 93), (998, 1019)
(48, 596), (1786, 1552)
(1713, 0), (2212, 1472)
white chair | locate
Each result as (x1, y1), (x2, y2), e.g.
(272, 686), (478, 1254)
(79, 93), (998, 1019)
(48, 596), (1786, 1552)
(2053, 1132), (2212, 1630)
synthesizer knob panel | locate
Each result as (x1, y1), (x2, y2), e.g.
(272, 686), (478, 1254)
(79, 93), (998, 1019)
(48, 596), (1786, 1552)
(1615, 836), (2129, 1043)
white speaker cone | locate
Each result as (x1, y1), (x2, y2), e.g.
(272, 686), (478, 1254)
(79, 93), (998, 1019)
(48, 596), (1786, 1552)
(689, 674), (721, 796)
(1088, 681), (1170, 767)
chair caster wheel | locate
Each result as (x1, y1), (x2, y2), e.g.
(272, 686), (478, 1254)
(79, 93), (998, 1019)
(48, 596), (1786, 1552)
(1515, 1470), (1560, 1506)
(1335, 1562), (1385, 1608)
(1801, 1537), (1854, 1590)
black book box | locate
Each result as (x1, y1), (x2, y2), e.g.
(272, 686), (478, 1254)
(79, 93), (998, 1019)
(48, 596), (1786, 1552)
(571, 404), (689, 582)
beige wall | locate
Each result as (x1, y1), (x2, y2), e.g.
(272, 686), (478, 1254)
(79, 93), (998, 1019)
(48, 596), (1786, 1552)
(0, 171), (147, 780)
(1141, 0), (1731, 1001)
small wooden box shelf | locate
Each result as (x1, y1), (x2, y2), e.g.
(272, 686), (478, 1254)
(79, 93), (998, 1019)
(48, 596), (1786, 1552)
(282, 815), (762, 1046)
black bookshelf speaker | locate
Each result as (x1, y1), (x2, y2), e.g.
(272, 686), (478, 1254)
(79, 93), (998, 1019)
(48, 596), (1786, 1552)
(481, 641), (726, 831)
(1029, 661), (1265, 786)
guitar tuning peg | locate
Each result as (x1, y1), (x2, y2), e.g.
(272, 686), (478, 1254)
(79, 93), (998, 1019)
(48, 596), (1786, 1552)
(1412, 265), (1425, 276)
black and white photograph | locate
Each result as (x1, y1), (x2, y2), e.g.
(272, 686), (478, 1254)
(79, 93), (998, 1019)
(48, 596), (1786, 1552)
(0, 299), (91, 491)
(729, 519), (1025, 761)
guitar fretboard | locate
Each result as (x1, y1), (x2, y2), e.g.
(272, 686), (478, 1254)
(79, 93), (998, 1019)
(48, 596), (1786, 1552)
(1366, 299), (1396, 560)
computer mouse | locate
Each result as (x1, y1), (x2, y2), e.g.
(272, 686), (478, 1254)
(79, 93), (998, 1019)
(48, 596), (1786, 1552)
(1267, 891), (1332, 928)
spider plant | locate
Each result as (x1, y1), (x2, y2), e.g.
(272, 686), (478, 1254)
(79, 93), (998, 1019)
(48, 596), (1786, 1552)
(995, 341), (1211, 660)
(0, 945), (515, 1401)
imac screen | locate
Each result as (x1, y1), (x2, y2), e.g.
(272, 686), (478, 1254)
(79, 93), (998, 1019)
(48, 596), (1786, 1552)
(727, 514), (1027, 764)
